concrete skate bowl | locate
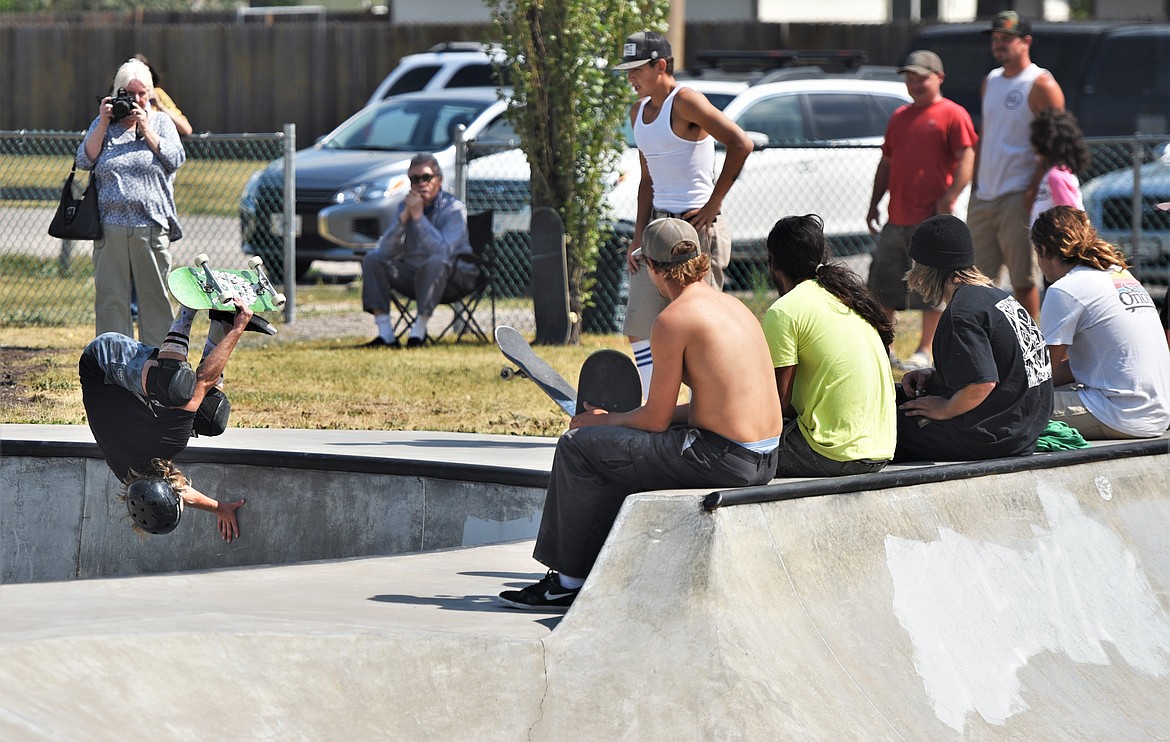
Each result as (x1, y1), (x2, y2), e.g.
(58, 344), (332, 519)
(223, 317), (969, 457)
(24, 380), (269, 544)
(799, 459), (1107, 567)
(3, 430), (1169, 739)
(0, 428), (550, 583)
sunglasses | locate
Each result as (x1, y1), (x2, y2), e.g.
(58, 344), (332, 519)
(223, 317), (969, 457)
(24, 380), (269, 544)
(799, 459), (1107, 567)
(409, 173), (437, 185)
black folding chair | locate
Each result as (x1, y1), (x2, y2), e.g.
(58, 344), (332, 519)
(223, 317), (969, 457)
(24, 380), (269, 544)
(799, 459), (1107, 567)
(388, 209), (495, 344)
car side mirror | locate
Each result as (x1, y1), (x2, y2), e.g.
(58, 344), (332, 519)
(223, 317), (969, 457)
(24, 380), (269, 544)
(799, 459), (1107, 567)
(746, 131), (770, 149)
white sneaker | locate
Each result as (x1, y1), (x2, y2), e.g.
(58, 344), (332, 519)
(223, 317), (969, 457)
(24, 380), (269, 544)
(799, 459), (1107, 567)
(898, 351), (932, 371)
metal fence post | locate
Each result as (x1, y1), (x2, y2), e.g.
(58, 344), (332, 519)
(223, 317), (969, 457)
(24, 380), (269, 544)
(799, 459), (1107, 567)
(453, 124), (467, 203)
(1131, 136), (1143, 252)
(282, 123), (296, 324)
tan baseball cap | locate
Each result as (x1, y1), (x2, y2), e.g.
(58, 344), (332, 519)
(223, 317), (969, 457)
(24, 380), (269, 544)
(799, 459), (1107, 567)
(633, 218), (700, 263)
(897, 50), (943, 76)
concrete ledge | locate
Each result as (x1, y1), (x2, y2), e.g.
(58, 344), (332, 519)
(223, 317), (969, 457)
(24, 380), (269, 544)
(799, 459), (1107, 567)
(1, 425), (555, 583)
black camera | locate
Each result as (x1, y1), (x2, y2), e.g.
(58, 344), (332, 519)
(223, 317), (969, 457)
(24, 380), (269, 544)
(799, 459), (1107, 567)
(110, 87), (135, 121)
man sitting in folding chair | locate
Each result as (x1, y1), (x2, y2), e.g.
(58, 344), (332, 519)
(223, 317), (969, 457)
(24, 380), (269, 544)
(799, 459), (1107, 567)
(361, 153), (481, 348)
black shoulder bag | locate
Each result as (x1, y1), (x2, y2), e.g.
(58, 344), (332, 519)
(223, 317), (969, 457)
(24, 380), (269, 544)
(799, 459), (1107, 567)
(48, 161), (103, 241)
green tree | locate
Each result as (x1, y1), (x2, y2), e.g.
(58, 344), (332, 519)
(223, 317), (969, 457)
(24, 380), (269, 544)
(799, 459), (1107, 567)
(488, 0), (667, 344)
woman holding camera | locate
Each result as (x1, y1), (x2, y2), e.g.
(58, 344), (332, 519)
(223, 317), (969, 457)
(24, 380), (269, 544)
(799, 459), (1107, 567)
(77, 57), (186, 347)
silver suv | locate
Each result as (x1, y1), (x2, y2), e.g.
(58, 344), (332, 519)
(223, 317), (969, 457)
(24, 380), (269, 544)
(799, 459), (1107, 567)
(1081, 142), (1170, 287)
(365, 42), (508, 108)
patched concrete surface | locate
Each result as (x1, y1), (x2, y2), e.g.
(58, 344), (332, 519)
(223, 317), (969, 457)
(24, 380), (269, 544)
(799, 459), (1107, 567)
(3, 425), (1168, 739)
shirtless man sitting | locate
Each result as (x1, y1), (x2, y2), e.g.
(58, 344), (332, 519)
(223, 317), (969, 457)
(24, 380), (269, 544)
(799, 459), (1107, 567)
(499, 218), (783, 611)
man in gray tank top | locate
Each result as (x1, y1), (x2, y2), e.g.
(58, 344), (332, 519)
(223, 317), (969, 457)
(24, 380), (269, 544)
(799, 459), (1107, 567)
(968, 11), (1065, 320)
(613, 31), (754, 399)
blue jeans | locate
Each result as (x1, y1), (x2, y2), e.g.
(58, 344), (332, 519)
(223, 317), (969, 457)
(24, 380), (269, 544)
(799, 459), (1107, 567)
(533, 425), (779, 578)
(83, 332), (154, 400)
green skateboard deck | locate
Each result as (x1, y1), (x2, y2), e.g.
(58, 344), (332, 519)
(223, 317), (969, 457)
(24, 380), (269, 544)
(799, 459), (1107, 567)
(168, 254), (286, 313)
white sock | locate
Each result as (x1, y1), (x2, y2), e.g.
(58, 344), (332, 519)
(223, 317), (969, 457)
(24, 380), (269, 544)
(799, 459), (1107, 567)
(631, 339), (652, 398)
(410, 314), (430, 341)
(159, 306), (197, 356)
(557, 573), (585, 590)
(374, 314), (394, 342)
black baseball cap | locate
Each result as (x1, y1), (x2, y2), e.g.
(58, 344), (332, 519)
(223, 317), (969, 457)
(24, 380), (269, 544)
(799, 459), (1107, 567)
(613, 32), (671, 70)
(982, 10), (1032, 36)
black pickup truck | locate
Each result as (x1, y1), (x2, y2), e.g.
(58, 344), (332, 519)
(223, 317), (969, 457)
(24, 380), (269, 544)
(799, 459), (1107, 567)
(908, 22), (1170, 137)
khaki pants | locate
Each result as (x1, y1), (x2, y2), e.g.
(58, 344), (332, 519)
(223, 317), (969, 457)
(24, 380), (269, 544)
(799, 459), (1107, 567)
(623, 217), (731, 338)
(92, 223), (174, 347)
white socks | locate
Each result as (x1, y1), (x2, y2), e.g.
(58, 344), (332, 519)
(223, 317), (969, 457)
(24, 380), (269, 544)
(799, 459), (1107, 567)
(374, 314), (394, 342)
(557, 573), (585, 590)
(160, 306), (197, 356)
(410, 314), (430, 341)
(632, 339), (652, 399)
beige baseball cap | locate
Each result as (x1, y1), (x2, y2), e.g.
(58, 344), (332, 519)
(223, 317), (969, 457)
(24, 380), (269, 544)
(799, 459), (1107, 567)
(897, 50), (943, 76)
(633, 218), (700, 263)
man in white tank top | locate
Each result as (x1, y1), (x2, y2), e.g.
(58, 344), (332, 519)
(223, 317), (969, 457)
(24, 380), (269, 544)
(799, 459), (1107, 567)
(968, 11), (1065, 320)
(613, 31), (754, 398)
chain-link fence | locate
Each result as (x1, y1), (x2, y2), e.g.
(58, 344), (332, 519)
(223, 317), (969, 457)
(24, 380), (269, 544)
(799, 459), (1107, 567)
(0, 130), (286, 327)
(4, 131), (1167, 332)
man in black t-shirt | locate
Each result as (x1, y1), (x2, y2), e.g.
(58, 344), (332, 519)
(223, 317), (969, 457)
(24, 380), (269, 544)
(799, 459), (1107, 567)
(894, 214), (1053, 462)
(80, 299), (264, 540)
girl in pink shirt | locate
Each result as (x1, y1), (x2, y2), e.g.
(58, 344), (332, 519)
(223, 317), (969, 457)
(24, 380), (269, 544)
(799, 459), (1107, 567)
(1029, 109), (1089, 225)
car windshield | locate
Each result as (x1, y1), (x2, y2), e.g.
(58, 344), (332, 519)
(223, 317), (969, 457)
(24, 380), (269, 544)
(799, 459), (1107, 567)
(324, 98), (492, 152)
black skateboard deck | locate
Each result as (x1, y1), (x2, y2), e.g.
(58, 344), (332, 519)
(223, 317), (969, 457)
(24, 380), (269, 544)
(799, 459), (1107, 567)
(497, 326), (641, 416)
(576, 349), (641, 416)
(530, 206), (572, 345)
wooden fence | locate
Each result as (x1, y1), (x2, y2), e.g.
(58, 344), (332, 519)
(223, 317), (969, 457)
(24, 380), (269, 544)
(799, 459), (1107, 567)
(1, 17), (918, 143)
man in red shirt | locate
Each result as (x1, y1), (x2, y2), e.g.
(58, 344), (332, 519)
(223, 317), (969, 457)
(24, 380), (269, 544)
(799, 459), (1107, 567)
(866, 50), (977, 370)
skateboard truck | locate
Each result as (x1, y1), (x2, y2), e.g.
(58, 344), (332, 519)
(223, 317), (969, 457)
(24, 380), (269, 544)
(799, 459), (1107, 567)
(248, 255), (287, 309)
(193, 253), (236, 306)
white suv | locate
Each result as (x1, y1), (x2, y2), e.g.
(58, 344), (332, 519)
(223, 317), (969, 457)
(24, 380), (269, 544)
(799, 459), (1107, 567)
(365, 42), (507, 108)
(466, 77), (913, 280)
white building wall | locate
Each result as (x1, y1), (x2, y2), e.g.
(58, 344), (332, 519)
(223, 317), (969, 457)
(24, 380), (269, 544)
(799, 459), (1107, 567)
(758, 0), (886, 23)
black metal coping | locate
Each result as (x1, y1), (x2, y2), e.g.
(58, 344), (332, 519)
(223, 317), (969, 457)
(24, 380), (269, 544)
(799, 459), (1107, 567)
(8, 435), (1167, 508)
(0, 439), (551, 489)
(703, 438), (1170, 511)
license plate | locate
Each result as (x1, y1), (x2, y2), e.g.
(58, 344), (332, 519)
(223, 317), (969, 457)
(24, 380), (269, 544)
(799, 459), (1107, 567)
(270, 213), (302, 237)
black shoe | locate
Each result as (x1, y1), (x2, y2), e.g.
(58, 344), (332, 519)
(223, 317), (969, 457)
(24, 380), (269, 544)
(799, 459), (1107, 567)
(405, 336), (426, 348)
(209, 310), (278, 336)
(498, 570), (580, 612)
(363, 336), (400, 349)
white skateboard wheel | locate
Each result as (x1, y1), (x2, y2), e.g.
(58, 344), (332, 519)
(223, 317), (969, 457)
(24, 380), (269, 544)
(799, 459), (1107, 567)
(248, 256), (263, 269)
(273, 293), (287, 308)
(194, 253), (210, 267)
(217, 292), (234, 305)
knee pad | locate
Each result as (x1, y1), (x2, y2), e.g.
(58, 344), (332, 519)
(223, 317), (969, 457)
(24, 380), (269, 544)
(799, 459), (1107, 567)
(145, 354), (196, 407)
(194, 388), (230, 436)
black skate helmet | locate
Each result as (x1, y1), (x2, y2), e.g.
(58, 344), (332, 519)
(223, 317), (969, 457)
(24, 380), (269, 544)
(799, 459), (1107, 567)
(125, 477), (182, 534)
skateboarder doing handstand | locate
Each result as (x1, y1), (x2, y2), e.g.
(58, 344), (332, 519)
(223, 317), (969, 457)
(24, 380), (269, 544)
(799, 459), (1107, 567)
(499, 218), (783, 611)
(79, 299), (261, 540)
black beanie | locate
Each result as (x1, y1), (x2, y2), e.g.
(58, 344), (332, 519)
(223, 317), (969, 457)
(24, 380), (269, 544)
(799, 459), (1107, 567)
(909, 214), (975, 269)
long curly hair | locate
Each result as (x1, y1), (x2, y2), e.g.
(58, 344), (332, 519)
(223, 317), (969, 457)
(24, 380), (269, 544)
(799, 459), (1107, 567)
(117, 459), (187, 538)
(766, 214), (894, 347)
(1030, 109), (1090, 174)
(1030, 205), (1128, 271)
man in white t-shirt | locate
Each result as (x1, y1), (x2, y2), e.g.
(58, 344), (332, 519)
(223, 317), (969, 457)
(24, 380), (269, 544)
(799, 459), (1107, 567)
(968, 11), (1065, 320)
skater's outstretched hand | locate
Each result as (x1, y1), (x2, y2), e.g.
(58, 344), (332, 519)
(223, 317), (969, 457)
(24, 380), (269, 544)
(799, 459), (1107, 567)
(214, 498), (246, 542)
